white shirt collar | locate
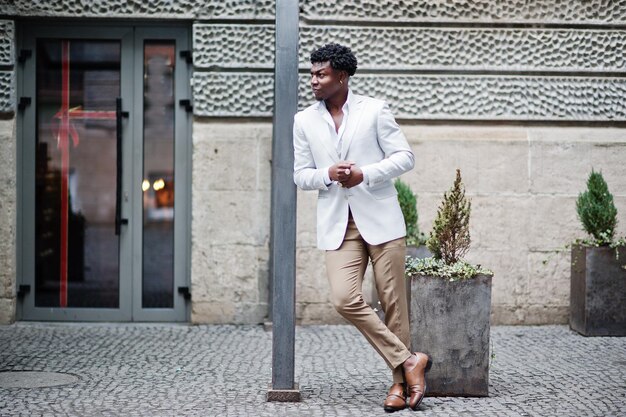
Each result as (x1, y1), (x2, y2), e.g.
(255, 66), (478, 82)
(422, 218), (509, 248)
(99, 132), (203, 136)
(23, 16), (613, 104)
(317, 89), (354, 114)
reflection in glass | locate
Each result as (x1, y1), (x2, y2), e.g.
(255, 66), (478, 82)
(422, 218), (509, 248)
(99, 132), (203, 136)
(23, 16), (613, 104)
(142, 41), (175, 308)
(35, 40), (121, 308)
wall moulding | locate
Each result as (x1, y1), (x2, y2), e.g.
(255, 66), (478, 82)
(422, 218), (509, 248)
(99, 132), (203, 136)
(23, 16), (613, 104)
(300, 0), (626, 26)
(193, 72), (626, 121)
(0, 21), (15, 67)
(192, 24), (626, 74)
(193, 72), (273, 117)
(298, 26), (626, 73)
(1, 0), (274, 19)
(0, 71), (14, 114)
(193, 24), (275, 69)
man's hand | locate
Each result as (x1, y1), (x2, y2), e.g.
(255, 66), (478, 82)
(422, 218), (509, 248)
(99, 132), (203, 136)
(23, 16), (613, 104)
(340, 165), (363, 188)
(329, 161), (355, 182)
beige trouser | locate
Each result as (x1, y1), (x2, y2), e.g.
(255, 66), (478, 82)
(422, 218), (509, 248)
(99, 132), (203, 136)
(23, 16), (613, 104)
(325, 216), (412, 383)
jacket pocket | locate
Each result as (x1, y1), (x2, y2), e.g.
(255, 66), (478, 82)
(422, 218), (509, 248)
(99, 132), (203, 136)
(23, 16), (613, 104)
(318, 189), (330, 199)
(369, 183), (397, 200)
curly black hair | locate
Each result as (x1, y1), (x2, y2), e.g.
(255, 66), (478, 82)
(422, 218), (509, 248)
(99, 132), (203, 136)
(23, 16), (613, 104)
(310, 43), (358, 76)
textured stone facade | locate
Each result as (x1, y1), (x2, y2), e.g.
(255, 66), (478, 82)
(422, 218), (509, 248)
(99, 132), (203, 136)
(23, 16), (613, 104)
(1, 1), (625, 325)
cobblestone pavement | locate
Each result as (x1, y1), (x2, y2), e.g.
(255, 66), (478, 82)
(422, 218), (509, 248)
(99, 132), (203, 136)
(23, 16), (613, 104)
(0, 323), (624, 416)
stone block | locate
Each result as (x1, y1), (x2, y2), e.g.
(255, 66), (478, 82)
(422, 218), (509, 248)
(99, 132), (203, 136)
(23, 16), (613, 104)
(296, 302), (345, 325)
(194, 137), (259, 191)
(527, 250), (571, 306)
(191, 300), (235, 324)
(295, 247), (328, 304)
(0, 297), (15, 324)
(465, 249), (527, 307)
(0, 118), (15, 300)
(470, 196), (531, 250)
(590, 141), (626, 195)
(192, 190), (269, 246)
(193, 122), (271, 143)
(235, 302), (268, 324)
(491, 304), (526, 325)
(403, 127), (529, 194)
(191, 244), (261, 304)
(256, 133), (272, 192)
(193, 122), (272, 192)
(296, 189), (317, 248)
(515, 304), (569, 325)
(401, 139), (480, 194)
(528, 195), (579, 251)
(529, 139), (594, 194)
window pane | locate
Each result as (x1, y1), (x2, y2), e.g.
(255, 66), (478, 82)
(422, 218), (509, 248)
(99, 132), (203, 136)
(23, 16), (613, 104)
(35, 39), (121, 308)
(142, 41), (175, 308)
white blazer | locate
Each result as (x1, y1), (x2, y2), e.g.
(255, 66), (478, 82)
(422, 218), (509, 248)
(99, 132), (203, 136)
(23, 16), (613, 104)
(293, 91), (415, 250)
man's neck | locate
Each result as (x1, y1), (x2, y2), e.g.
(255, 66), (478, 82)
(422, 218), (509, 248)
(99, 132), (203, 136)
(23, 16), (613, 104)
(324, 88), (349, 114)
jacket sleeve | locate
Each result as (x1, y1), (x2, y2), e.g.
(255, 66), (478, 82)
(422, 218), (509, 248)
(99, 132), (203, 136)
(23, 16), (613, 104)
(293, 114), (330, 191)
(360, 102), (415, 186)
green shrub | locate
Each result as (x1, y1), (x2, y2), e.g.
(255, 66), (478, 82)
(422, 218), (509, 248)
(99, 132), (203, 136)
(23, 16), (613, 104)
(394, 178), (426, 246)
(576, 170), (618, 244)
(426, 169), (471, 265)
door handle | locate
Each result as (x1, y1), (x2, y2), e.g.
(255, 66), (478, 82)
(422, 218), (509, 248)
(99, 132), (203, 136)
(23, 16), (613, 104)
(115, 97), (129, 235)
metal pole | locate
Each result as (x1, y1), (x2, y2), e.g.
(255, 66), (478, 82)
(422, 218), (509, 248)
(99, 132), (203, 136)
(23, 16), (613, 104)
(267, 0), (300, 402)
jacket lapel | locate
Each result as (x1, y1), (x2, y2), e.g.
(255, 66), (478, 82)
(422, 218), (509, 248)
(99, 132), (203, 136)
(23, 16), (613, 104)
(340, 94), (365, 160)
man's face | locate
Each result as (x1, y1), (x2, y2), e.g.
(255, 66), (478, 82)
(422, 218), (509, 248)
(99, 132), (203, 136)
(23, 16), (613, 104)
(310, 61), (343, 101)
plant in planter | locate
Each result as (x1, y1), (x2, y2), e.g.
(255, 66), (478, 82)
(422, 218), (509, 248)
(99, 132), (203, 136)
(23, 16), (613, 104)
(394, 178), (428, 257)
(570, 170), (626, 336)
(406, 169), (493, 397)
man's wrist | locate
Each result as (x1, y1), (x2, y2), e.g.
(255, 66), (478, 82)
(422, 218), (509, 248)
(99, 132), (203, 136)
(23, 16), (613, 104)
(324, 168), (332, 185)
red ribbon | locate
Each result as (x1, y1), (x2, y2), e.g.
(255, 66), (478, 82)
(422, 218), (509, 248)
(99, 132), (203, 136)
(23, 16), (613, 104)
(53, 40), (116, 308)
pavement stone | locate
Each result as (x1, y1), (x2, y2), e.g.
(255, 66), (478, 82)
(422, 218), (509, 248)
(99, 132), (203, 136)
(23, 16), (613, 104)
(0, 323), (624, 416)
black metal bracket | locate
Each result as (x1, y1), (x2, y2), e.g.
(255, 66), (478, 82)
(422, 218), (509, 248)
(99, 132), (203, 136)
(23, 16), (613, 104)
(18, 49), (32, 64)
(18, 97), (31, 111)
(178, 286), (191, 301)
(179, 50), (193, 64)
(179, 99), (193, 112)
(17, 285), (30, 299)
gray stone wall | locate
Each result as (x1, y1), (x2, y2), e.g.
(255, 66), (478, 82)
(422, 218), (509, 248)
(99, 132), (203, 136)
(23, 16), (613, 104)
(0, 18), (15, 324)
(0, 118), (16, 324)
(191, 123), (271, 324)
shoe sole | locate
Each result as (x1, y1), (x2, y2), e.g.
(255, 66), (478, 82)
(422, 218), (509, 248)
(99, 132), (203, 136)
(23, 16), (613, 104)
(384, 405), (406, 413)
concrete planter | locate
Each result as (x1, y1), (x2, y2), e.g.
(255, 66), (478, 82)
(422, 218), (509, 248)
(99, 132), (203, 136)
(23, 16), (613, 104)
(570, 244), (626, 336)
(409, 273), (492, 397)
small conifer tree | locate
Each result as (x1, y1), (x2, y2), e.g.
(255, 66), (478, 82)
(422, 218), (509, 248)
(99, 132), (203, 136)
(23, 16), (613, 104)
(576, 170), (617, 243)
(394, 178), (420, 243)
(427, 169), (471, 264)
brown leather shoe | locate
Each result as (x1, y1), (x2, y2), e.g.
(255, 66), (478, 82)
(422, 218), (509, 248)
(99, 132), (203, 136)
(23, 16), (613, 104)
(383, 383), (407, 412)
(404, 352), (432, 411)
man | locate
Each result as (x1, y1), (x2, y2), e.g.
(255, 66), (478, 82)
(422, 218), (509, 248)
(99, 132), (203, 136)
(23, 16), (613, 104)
(293, 43), (432, 412)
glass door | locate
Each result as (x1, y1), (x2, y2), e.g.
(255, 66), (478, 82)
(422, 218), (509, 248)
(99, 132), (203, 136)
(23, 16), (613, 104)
(18, 25), (190, 321)
(132, 27), (190, 321)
